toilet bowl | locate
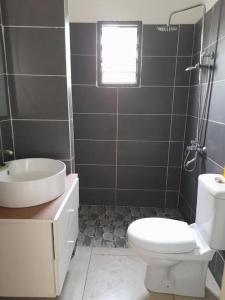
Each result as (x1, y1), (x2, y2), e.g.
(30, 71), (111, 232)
(128, 174), (225, 298)
(128, 218), (214, 297)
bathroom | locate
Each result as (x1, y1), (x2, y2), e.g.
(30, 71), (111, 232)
(0, 0), (225, 298)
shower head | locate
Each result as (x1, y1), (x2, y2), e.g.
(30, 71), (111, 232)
(156, 25), (178, 32)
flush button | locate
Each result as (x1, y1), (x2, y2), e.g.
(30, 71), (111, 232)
(215, 177), (225, 184)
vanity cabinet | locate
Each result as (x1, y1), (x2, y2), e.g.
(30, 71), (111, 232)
(0, 174), (79, 298)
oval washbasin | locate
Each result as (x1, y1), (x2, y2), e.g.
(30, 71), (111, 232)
(0, 158), (66, 208)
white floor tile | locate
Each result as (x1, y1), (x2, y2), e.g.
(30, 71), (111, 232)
(82, 251), (174, 300)
(58, 246), (92, 300)
(92, 246), (136, 256)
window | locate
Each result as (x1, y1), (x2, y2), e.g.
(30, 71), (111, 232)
(97, 21), (142, 87)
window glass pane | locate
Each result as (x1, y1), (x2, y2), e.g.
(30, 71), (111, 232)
(99, 23), (140, 85)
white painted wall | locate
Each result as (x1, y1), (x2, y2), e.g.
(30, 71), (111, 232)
(69, 0), (211, 24)
(205, 0), (219, 10)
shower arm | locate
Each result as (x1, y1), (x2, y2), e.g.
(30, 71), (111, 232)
(167, 4), (206, 64)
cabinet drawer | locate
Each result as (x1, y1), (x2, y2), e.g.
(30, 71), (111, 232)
(53, 178), (79, 295)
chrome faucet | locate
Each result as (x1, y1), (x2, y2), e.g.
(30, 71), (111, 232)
(0, 149), (14, 166)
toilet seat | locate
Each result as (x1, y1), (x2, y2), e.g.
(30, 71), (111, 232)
(128, 218), (197, 254)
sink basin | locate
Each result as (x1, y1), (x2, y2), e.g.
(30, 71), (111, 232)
(0, 158), (66, 208)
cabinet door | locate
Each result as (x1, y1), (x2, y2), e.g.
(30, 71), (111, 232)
(0, 221), (55, 298)
(53, 178), (79, 295)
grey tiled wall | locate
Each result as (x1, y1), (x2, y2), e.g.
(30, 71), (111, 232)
(0, 0), (74, 172)
(179, 0), (225, 287)
(71, 22), (194, 207)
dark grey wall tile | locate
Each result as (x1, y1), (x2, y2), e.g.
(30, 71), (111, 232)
(178, 194), (195, 224)
(166, 191), (179, 208)
(171, 115), (186, 141)
(169, 142), (183, 167)
(74, 114), (116, 140)
(70, 23), (96, 55)
(173, 87), (189, 115)
(190, 53), (200, 85)
(73, 85), (117, 113)
(118, 87), (173, 114)
(9, 75), (68, 119)
(142, 25), (178, 56)
(80, 188), (115, 205)
(209, 0), (221, 45)
(187, 85), (199, 117)
(76, 165), (116, 188)
(1, 0), (65, 27)
(178, 25), (194, 56)
(62, 160), (72, 174)
(205, 121), (225, 167)
(117, 166), (166, 190)
(175, 57), (192, 86)
(214, 36), (225, 82)
(208, 81), (225, 123)
(167, 167), (181, 190)
(142, 57), (176, 86)
(185, 116), (198, 144)
(203, 6), (213, 49)
(193, 20), (202, 55)
(0, 75), (9, 119)
(0, 121), (13, 162)
(218, 0), (225, 40)
(75, 140), (116, 164)
(117, 189), (165, 207)
(118, 115), (171, 141)
(13, 120), (70, 159)
(0, 30), (5, 74)
(117, 141), (168, 166)
(71, 55), (96, 84)
(212, 252), (224, 288)
(5, 27), (66, 75)
(180, 169), (196, 205)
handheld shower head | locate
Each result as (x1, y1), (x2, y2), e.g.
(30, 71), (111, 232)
(185, 64), (199, 72)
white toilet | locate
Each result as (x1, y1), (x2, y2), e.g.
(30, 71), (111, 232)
(128, 174), (225, 298)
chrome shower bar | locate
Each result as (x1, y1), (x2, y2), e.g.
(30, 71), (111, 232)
(167, 3), (206, 27)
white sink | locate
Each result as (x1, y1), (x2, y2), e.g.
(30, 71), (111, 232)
(0, 158), (66, 208)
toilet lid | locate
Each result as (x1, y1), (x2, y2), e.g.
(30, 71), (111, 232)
(128, 218), (197, 254)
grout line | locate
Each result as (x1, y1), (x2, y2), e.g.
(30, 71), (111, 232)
(81, 247), (93, 300)
(114, 88), (119, 205)
(165, 25), (180, 208)
(186, 114), (225, 127)
(73, 112), (187, 116)
(0, 126), (4, 163)
(76, 163), (180, 168)
(74, 139), (183, 143)
(4, 25), (65, 29)
(79, 187), (179, 192)
(71, 53), (96, 56)
(12, 118), (69, 122)
(7, 73), (66, 77)
(71, 83), (191, 88)
(142, 55), (192, 58)
(207, 156), (224, 170)
(64, 8), (74, 165)
(177, 22), (196, 209)
(0, 119), (10, 123)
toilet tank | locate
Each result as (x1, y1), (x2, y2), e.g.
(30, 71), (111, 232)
(196, 174), (225, 250)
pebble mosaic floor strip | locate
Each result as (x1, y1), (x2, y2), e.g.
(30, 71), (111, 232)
(78, 206), (184, 248)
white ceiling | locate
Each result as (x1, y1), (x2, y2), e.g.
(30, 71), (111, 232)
(68, 0), (219, 24)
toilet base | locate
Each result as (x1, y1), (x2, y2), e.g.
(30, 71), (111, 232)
(144, 260), (208, 298)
